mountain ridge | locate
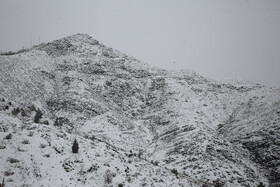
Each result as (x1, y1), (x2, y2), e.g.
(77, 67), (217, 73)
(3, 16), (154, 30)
(0, 34), (279, 186)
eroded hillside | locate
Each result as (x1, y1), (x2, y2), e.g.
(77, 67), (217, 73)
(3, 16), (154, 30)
(0, 34), (279, 186)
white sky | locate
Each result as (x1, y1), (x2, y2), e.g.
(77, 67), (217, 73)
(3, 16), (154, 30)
(0, 0), (280, 87)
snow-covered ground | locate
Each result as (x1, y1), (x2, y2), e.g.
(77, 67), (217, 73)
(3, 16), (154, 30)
(0, 34), (279, 186)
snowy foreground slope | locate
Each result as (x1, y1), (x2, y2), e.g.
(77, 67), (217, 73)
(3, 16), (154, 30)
(0, 34), (279, 187)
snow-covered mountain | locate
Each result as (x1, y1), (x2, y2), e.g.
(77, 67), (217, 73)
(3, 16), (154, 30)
(0, 34), (279, 187)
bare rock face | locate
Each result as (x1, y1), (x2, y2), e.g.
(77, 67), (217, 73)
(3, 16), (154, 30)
(0, 34), (279, 186)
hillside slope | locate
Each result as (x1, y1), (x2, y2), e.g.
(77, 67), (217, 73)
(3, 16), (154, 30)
(0, 34), (279, 187)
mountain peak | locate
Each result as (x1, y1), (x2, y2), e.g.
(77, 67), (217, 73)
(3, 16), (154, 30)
(36, 33), (100, 56)
(62, 33), (99, 44)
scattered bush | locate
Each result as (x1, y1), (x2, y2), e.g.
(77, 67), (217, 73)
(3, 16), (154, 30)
(151, 160), (159, 166)
(17, 146), (26, 152)
(213, 179), (224, 187)
(104, 169), (115, 184)
(22, 139), (30, 144)
(7, 157), (19, 163)
(54, 117), (69, 127)
(7, 178), (13, 182)
(29, 104), (36, 111)
(128, 150), (133, 157)
(4, 170), (14, 176)
(127, 176), (132, 183)
(8, 102), (12, 106)
(72, 138), (79, 153)
(218, 124), (224, 129)
(21, 109), (26, 116)
(171, 168), (178, 177)
(62, 158), (74, 172)
(41, 120), (49, 125)
(4, 106), (9, 110)
(12, 108), (20, 115)
(87, 164), (99, 172)
(4, 133), (12, 140)
(43, 154), (50, 158)
(54, 146), (64, 154)
(40, 144), (47, 149)
(34, 109), (43, 123)
(28, 131), (34, 137)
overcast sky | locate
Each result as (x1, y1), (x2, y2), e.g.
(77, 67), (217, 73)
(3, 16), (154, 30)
(0, 0), (280, 87)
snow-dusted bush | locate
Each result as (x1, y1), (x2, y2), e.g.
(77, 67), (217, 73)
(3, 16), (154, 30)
(28, 131), (34, 137)
(22, 139), (30, 144)
(4, 170), (14, 176)
(62, 158), (74, 172)
(54, 117), (69, 127)
(28, 104), (36, 111)
(104, 169), (116, 184)
(41, 120), (49, 125)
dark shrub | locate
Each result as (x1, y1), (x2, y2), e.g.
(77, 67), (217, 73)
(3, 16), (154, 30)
(4, 170), (14, 176)
(7, 157), (19, 163)
(72, 138), (79, 153)
(54, 117), (69, 127)
(0, 178), (4, 187)
(257, 182), (265, 187)
(40, 144), (47, 148)
(171, 168), (178, 177)
(104, 169), (114, 184)
(12, 108), (20, 115)
(213, 179), (224, 187)
(21, 109), (26, 116)
(22, 139), (30, 144)
(34, 109), (43, 123)
(29, 104), (36, 111)
(4, 133), (12, 140)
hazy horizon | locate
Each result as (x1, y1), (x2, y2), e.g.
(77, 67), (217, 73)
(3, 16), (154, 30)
(1, 0), (280, 87)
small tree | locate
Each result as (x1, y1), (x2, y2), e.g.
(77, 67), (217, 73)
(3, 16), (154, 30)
(0, 178), (4, 187)
(34, 109), (42, 123)
(72, 138), (79, 153)
(257, 182), (265, 187)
